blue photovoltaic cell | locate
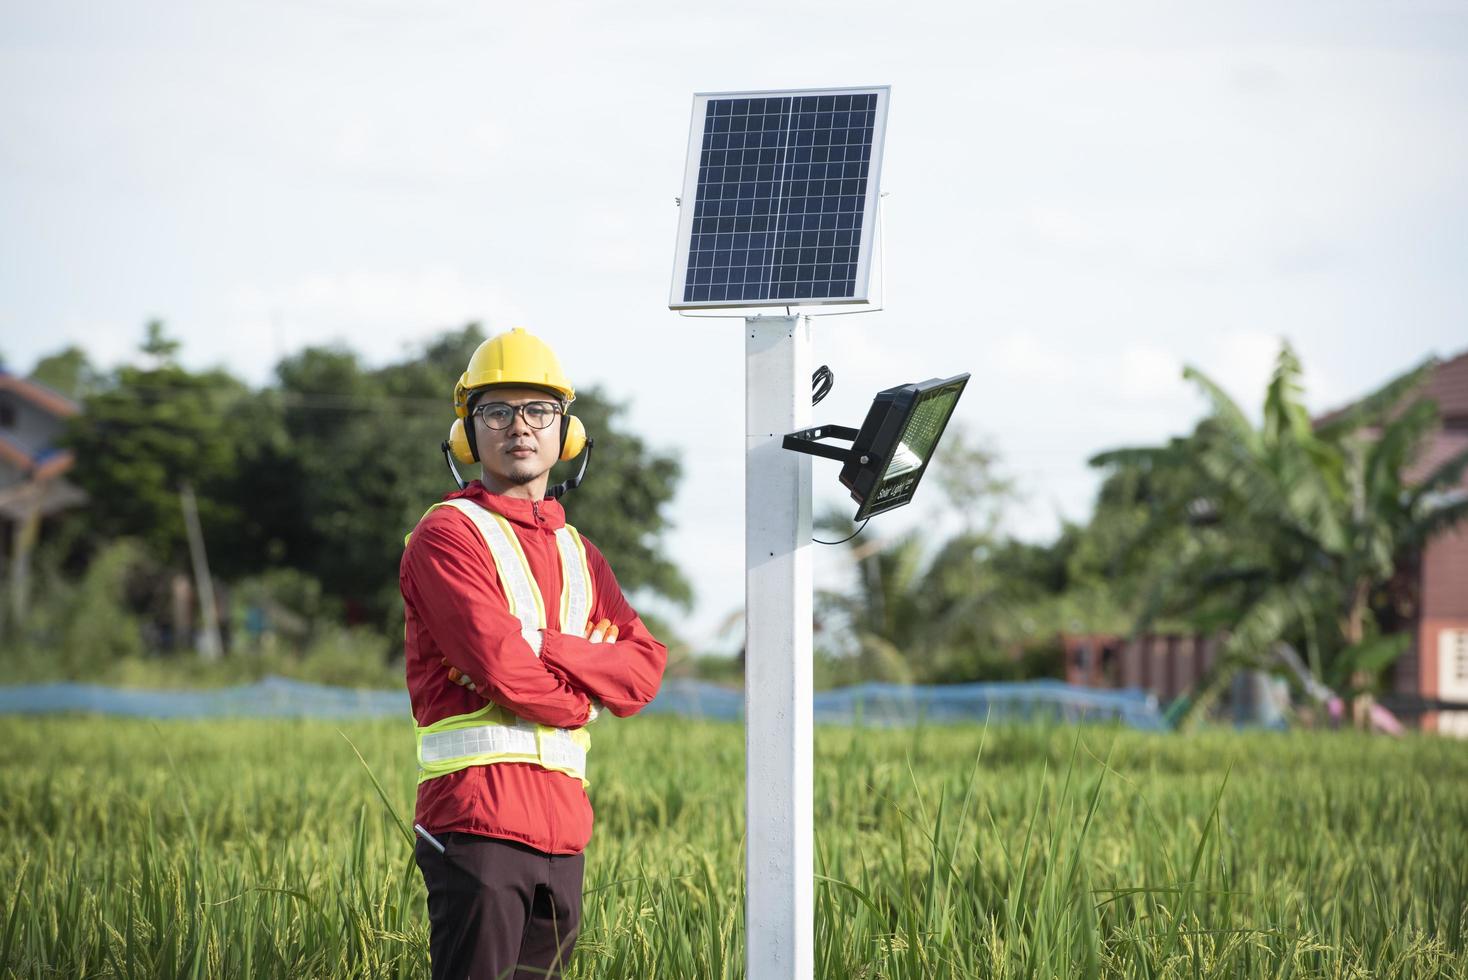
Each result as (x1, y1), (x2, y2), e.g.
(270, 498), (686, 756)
(682, 92), (878, 305)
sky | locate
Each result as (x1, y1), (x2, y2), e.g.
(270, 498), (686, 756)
(2, 0), (1465, 648)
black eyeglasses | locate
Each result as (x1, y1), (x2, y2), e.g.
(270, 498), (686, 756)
(472, 400), (562, 430)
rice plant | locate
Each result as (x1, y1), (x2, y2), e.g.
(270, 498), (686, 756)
(1, 716), (1465, 978)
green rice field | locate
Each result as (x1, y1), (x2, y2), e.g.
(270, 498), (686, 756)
(2, 715), (1466, 978)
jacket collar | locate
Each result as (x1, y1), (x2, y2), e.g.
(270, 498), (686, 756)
(446, 481), (566, 530)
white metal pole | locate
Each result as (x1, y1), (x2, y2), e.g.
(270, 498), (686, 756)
(745, 314), (814, 980)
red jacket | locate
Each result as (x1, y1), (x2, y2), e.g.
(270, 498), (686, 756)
(400, 482), (668, 854)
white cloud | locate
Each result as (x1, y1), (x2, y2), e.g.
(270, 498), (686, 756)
(217, 267), (527, 378)
(1115, 345), (1188, 404)
(4, 0), (1466, 642)
(1202, 329), (1285, 411)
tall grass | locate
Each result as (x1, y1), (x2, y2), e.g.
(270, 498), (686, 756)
(1, 716), (1465, 977)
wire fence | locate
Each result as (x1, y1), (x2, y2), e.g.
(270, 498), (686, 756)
(0, 676), (1165, 728)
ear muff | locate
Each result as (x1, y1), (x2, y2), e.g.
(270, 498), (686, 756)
(452, 374), (472, 419)
(459, 388), (486, 463)
(452, 409), (583, 465)
(559, 415), (586, 461)
(447, 418), (476, 465)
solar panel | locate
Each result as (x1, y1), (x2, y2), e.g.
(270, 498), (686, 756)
(668, 86), (890, 310)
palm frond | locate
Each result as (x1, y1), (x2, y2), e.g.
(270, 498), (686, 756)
(1192, 435), (1343, 548)
(1182, 365), (1259, 450)
(1087, 444), (1185, 471)
(1326, 634), (1410, 693)
(1364, 399), (1438, 503)
(1406, 495), (1468, 550)
(1262, 341), (1313, 447)
(1172, 573), (1328, 731)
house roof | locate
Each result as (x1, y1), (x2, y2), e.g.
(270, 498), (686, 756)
(0, 433), (31, 470)
(1406, 430), (1468, 487)
(1316, 349), (1468, 492)
(0, 428), (76, 481)
(33, 448), (76, 482)
(1412, 348), (1468, 422)
(0, 370), (80, 418)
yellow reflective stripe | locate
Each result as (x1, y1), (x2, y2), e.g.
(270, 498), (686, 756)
(487, 511), (546, 629)
(536, 726), (589, 774)
(415, 704), (591, 785)
(421, 722), (539, 763)
(406, 498), (597, 785)
(417, 700), (499, 735)
(404, 501), (452, 547)
(576, 526), (595, 630)
(556, 526), (594, 638)
(407, 500), (591, 639)
(437, 501), (534, 627)
(558, 538), (570, 632)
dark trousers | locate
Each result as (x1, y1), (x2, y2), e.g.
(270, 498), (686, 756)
(415, 833), (585, 980)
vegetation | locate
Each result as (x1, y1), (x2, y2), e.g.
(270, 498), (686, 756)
(2, 716), (1466, 978)
(4, 321), (688, 675)
(813, 427), (1091, 688)
(1090, 344), (1468, 724)
(8, 327), (1465, 713)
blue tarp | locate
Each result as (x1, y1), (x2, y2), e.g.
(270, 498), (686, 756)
(0, 676), (1164, 729)
(0, 676), (408, 719)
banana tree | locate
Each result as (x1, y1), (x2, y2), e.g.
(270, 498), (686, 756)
(1091, 344), (1468, 729)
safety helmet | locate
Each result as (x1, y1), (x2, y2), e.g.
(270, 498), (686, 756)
(446, 328), (588, 466)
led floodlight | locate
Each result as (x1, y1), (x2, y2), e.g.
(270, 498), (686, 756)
(782, 373), (969, 520)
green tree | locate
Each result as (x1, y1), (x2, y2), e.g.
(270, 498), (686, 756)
(29, 346), (100, 400)
(1091, 343), (1468, 727)
(813, 426), (1049, 684)
(275, 325), (691, 629)
(273, 342), (431, 624)
(556, 388), (691, 610)
(63, 322), (252, 569)
(45, 322), (691, 658)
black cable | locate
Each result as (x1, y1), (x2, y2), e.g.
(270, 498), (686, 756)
(813, 518), (869, 546)
(811, 365), (833, 406)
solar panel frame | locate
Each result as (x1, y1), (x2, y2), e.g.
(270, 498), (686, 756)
(668, 85), (890, 311)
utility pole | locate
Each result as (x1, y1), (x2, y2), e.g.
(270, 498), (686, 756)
(179, 482), (223, 659)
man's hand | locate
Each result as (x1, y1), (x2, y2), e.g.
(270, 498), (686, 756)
(586, 618), (619, 645)
(443, 619), (617, 696)
(444, 659), (481, 693)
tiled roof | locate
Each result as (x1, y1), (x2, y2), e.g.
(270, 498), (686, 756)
(0, 370), (80, 418)
(1419, 348), (1468, 420)
(1315, 349), (1468, 493)
(1405, 430), (1468, 488)
(0, 432), (75, 481)
(1316, 348), (1468, 427)
(0, 433), (31, 469)
(33, 449), (76, 482)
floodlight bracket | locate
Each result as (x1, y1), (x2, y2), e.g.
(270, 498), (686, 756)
(781, 424), (862, 463)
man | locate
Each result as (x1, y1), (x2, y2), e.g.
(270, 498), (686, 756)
(401, 327), (667, 980)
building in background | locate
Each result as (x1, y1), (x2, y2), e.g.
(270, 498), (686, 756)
(0, 371), (86, 624)
(1384, 350), (1468, 735)
(1063, 350), (1468, 735)
(1062, 633), (1291, 727)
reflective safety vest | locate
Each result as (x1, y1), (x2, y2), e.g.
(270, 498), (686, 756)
(409, 498), (597, 785)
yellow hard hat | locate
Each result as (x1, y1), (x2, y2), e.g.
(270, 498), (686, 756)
(446, 327), (587, 467)
(453, 327), (575, 420)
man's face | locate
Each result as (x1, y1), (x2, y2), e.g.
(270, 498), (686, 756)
(473, 386), (564, 487)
